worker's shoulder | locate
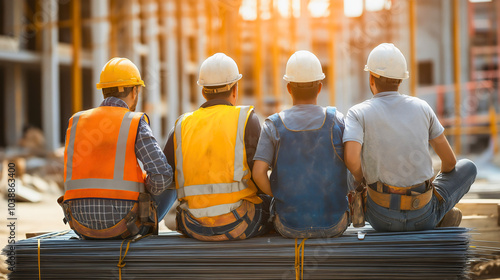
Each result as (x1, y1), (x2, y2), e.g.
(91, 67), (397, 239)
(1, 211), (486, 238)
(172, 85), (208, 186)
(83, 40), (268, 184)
(346, 98), (375, 115)
(400, 94), (434, 111)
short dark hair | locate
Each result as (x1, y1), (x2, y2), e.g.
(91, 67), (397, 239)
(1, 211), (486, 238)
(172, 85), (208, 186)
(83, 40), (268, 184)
(289, 82), (321, 101)
(203, 84), (236, 100)
(372, 75), (401, 92)
(102, 86), (136, 99)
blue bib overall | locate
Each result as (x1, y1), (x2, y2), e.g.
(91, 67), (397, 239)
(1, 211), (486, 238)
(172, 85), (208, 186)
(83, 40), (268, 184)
(269, 107), (349, 233)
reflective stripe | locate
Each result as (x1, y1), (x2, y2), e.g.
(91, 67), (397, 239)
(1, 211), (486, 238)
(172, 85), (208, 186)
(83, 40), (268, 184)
(113, 112), (135, 180)
(233, 106), (251, 181)
(65, 112), (83, 182)
(66, 178), (143, 192)
(180, 200), (243, 218)
(174, 114), (186, 189)
(177, 181), (248, 199)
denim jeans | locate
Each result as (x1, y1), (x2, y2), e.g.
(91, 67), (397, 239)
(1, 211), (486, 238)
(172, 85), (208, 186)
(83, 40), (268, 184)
(365, 159), (477, 232)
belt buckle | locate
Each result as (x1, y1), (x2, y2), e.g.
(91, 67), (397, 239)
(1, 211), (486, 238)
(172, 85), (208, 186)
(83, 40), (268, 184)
(412, 198), (421, 209)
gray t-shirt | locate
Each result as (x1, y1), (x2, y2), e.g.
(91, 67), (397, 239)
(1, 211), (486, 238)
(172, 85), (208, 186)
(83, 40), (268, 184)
(343, 91), (444, 187)
(254, 104), (344, 166)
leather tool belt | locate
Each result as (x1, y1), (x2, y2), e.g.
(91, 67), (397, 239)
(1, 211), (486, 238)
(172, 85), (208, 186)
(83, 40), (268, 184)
(177, 200), (257, 241)
(367, 180), (442, 211)
(58, 193), (157, 240)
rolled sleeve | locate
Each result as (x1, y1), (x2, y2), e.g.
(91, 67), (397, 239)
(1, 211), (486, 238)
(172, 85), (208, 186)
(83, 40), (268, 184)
(135, 116), (173, 195)
(342, 109), (364, 144)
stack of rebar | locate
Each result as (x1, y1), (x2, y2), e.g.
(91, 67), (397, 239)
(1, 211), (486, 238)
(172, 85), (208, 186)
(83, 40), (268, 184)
(3, 227), (471, 279)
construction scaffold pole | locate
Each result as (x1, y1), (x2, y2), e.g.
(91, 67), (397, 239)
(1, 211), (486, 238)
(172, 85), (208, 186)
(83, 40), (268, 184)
(328, 0), (336, 106)
(72, 0), (82, 113)
(409, 0), (417, 97)
(453, 0), (462, 154)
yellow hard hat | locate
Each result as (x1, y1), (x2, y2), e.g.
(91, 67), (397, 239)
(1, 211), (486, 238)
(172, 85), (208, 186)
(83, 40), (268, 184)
(96, 57), (146, 89)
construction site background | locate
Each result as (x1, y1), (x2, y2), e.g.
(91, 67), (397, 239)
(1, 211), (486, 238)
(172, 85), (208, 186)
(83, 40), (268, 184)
(0, 0), (500, 279)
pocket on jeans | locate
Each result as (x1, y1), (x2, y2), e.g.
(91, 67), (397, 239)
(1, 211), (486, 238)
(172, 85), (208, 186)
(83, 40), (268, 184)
(413, 207), (435, 230)
(366, 209), (392, 231)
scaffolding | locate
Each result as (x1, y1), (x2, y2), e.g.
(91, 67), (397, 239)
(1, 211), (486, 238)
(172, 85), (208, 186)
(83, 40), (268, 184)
(0, 0), (499, 158)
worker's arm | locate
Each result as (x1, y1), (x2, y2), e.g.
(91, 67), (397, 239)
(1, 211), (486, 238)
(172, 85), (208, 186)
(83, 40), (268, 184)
(137, 116), (173, 195)
(344, 141), (364, 183)
(429, 133), (457, 173)
(252, 160), (273, 196)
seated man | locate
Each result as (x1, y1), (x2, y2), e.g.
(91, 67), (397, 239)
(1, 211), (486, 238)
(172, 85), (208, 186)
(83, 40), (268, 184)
(343, 43), (477, 231)
(163, 53), (272, 241)
(60, 57), (175, 239)
(253, 51), (349, 238)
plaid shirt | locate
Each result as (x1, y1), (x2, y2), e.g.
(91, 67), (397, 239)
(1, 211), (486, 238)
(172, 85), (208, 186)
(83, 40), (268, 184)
(70, 97), (173, 230)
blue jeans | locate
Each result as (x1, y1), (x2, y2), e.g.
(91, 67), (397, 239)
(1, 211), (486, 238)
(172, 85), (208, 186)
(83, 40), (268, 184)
(365, 159), (477, 232)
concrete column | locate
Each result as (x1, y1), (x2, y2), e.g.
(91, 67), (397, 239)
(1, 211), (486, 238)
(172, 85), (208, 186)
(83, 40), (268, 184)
(41, 0), (60, 150)
(163, 0), (179, 131)
(144, 0), (162, 140)
(178, 0), (190, 114)
(90, 0), (109, 107)
(4, 64), (24, 146)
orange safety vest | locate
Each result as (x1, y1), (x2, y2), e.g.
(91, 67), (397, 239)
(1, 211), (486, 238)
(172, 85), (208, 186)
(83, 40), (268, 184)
(174, 105), (261, 222)
(63, 106), (146, 202)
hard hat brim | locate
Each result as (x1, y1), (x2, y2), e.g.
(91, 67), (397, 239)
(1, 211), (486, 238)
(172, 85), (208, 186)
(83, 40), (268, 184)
(283, 73), (325, 83)
(96, 80), (146, 89)
(364, 65), (409, 80)
(197, 74), (242, 87)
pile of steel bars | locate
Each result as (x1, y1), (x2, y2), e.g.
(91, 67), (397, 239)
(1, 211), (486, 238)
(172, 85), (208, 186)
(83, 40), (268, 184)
(3, 226), (471, 279)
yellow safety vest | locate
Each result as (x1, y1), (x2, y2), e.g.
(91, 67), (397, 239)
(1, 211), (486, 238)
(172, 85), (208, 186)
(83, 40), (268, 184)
(174, 105), (261, 220)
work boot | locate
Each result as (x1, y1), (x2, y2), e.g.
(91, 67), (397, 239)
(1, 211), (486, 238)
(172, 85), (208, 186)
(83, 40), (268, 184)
(436, 207), (462, 227)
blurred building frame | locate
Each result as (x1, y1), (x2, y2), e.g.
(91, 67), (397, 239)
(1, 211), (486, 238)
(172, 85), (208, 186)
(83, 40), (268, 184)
(0, 0), (498, 155)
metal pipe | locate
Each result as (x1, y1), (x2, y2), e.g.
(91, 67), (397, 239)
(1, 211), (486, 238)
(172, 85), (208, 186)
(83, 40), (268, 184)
(409, 0), (417, 97)
(72, 0), (82, 113)
(453, 0), (462, 154)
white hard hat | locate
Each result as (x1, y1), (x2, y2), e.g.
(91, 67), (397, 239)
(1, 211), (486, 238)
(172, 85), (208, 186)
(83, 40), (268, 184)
(364, 43), (409, 79)
(283, 50), (325, 83)
(197, 53), (242, 89)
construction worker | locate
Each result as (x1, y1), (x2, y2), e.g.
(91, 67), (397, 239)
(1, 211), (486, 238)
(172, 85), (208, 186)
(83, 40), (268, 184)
(59, 57), (176, 239)
(252, 50), (349, 238)
(162, 53), (272, 241)
(343, 43), (477, 231)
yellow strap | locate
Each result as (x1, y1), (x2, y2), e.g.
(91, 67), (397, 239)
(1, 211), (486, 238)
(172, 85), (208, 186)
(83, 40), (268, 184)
(294, 238), (308, 280)
(38, 239), (41, 280)
(36, 230), (71, 280)
(117, 233), (152, 280)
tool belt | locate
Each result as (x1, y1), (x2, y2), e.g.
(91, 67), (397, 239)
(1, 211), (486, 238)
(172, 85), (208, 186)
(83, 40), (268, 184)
(177, 200), (257, 241)
(348, 182), (367, 228)
(57, 193), (157, 240)
(367, 181), (443, 211)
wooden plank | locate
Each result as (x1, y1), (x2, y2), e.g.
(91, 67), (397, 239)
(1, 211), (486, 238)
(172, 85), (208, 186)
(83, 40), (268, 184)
(456, 199), (500, 217)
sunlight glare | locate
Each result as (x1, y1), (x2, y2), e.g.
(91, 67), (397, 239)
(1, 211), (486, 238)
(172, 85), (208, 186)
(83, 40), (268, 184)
(344, 0), (363, 17)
